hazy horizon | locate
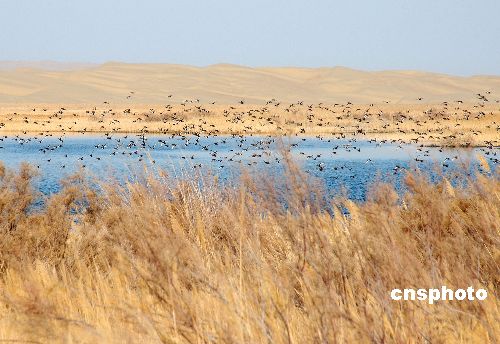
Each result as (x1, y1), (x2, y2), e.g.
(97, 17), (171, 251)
(1, 60), (500, 77)
(1, 0), (499, 76)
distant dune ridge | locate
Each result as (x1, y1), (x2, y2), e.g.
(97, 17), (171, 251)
(0, 62), (499, 104)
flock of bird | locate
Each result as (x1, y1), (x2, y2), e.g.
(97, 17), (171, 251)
(0, 92), (498, 181)
(0, 132), (480, 186)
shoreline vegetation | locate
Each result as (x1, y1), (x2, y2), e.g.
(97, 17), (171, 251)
(0, 159), (498, 343)
(1, 102), (498, 147)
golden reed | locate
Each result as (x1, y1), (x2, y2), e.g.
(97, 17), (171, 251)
(0, 160), (498, 343)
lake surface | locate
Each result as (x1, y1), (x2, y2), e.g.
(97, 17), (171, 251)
(0, 134), (496, 201)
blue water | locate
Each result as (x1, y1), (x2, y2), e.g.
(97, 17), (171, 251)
(0, 134), (496, 200)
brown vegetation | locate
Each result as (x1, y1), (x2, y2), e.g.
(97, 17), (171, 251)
(0, 160), (498, 343)
(1, 102), (499, 147)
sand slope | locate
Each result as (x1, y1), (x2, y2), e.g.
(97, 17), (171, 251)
(0, 62), (499, 104)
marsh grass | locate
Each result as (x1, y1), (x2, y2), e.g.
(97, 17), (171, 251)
(0, 159), (498, 343)
(1, 102), (498, 146)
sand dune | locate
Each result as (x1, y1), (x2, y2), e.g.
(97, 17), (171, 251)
(0, 62), (499, 104)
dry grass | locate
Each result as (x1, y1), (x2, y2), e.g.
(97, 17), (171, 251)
(0, 159), (498, 343)
(1, 102), (498, 146)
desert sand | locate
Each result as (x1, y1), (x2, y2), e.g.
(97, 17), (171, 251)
(1, 62), (499, 146)
(1, 62), (499, 104)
